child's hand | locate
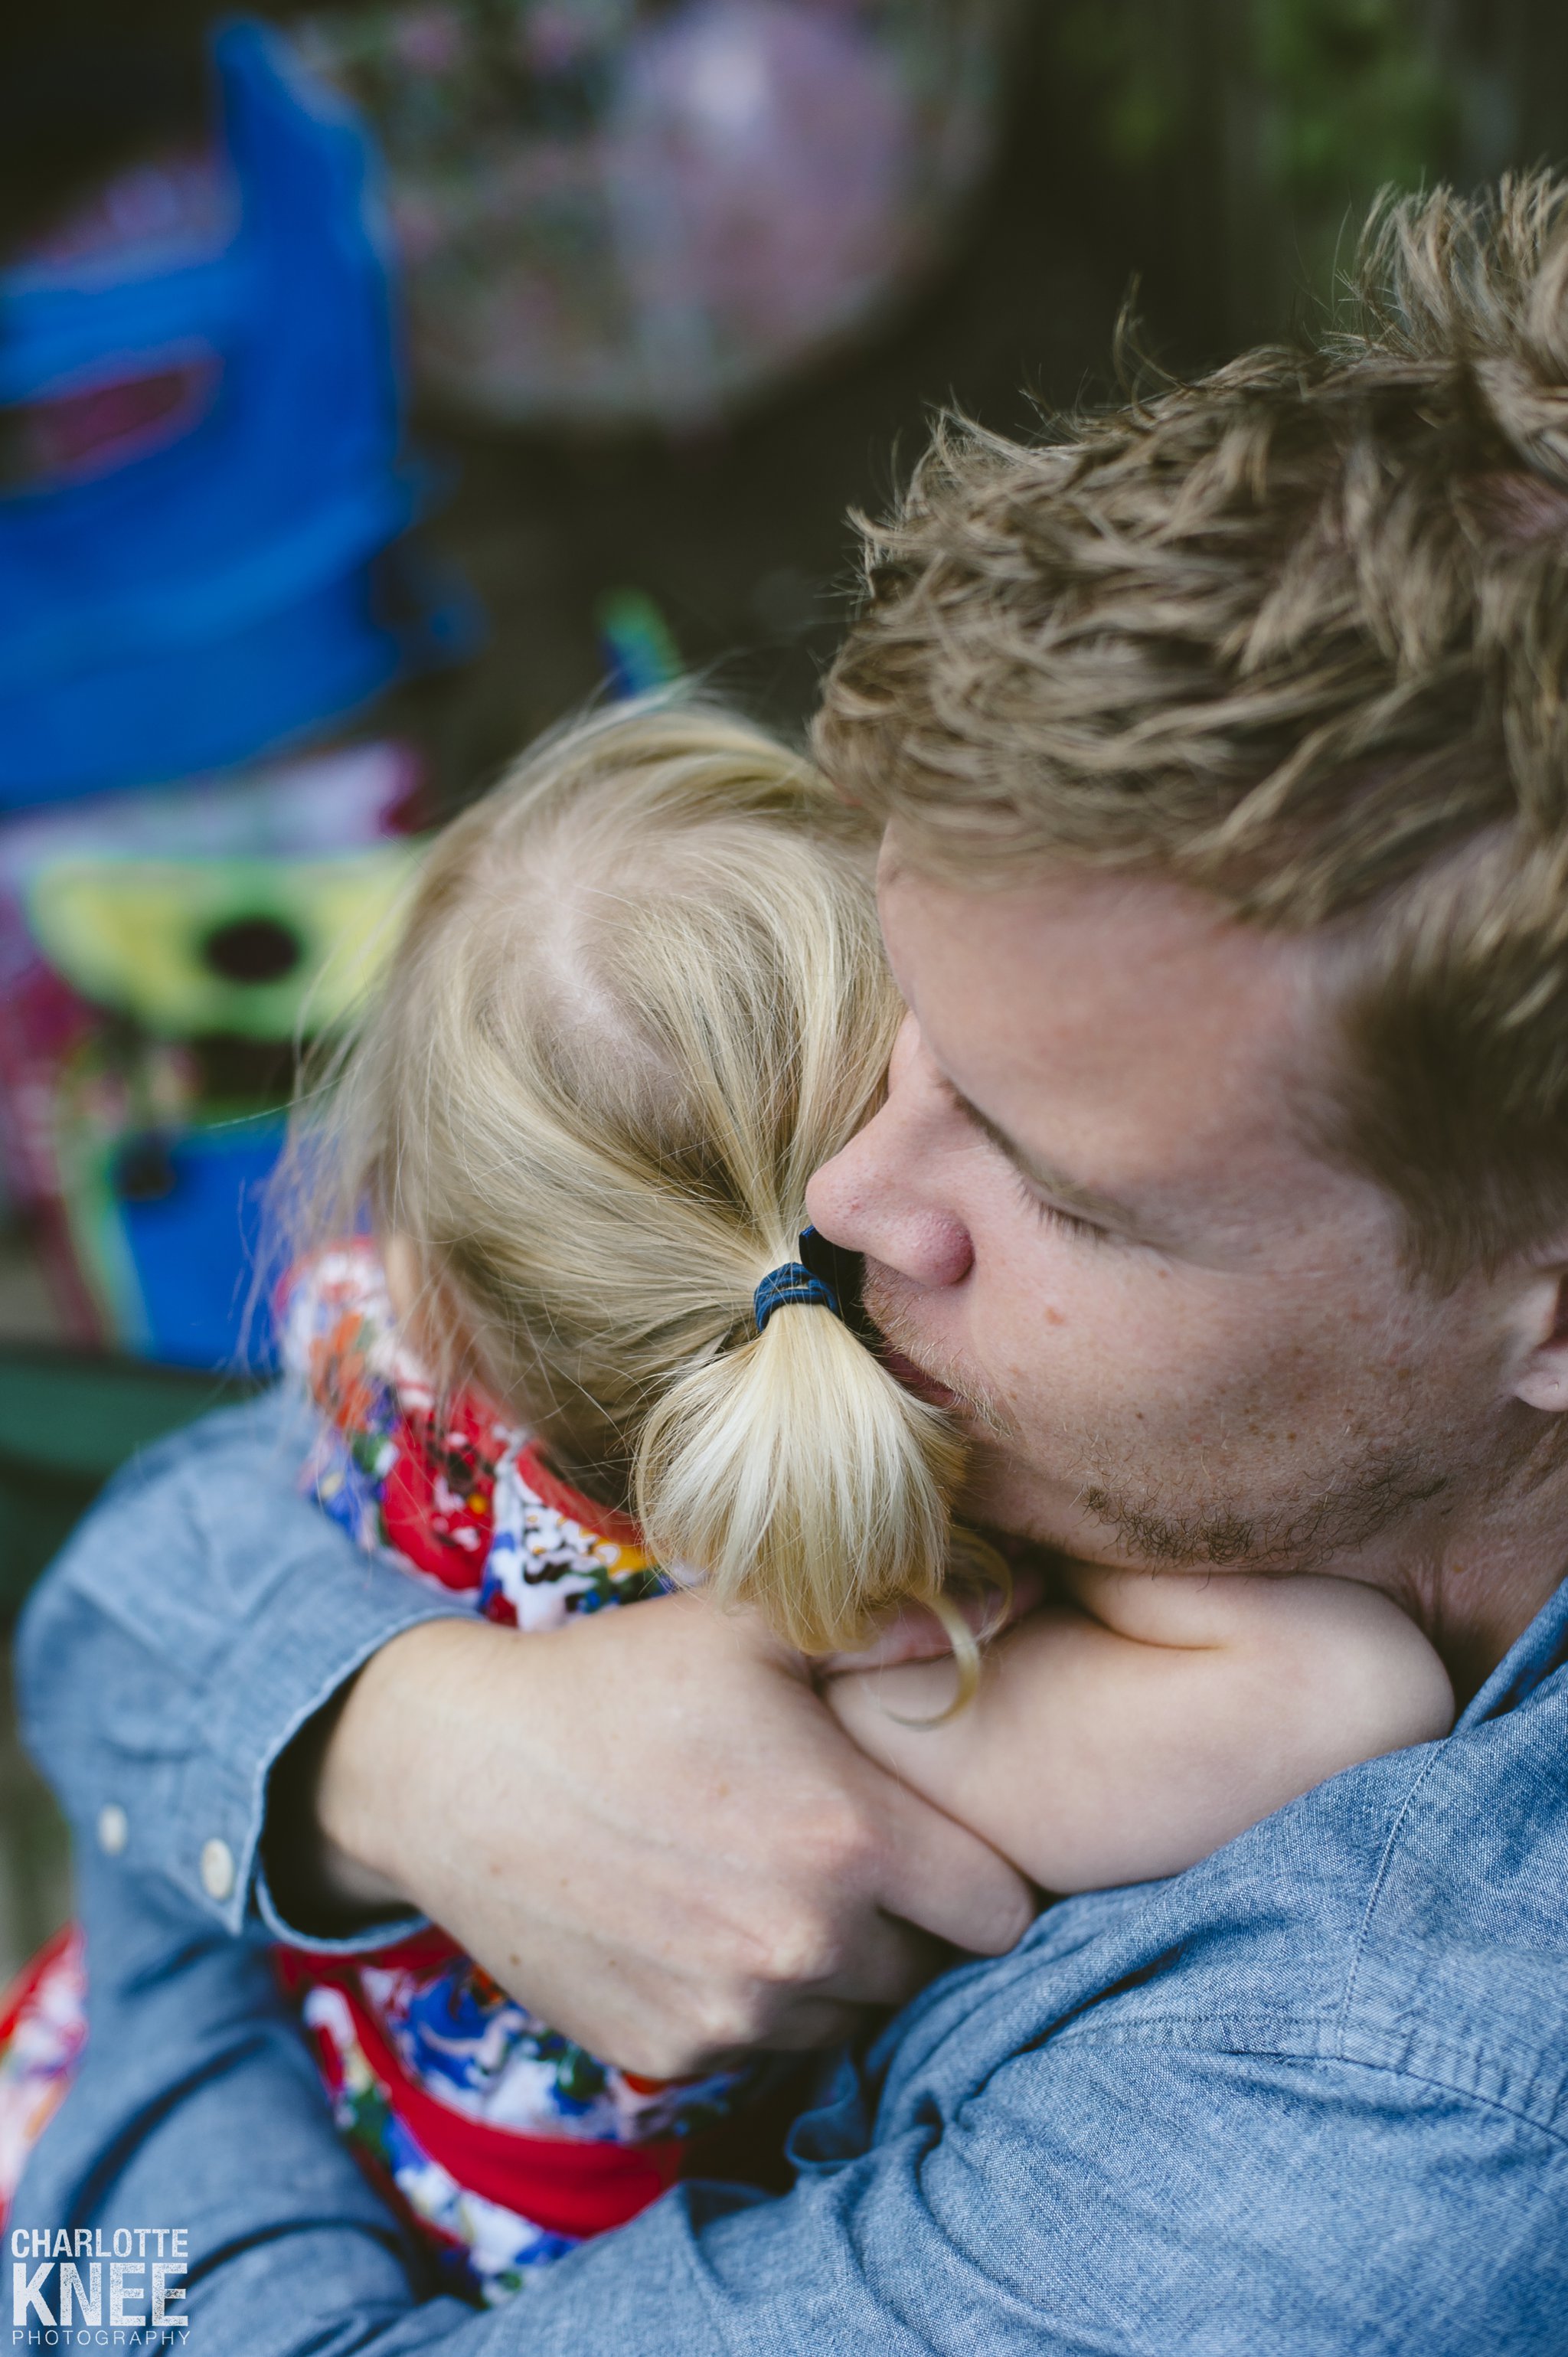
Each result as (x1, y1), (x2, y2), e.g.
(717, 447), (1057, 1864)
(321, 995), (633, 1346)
(815, 1563), (1046, 1677)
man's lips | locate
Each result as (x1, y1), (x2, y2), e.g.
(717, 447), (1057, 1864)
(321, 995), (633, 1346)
(877, 1344), (965, 1414)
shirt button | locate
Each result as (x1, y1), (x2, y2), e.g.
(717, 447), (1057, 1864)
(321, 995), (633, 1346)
(96, 1803), (129, 1856)
(199, 1837), (236, 1903)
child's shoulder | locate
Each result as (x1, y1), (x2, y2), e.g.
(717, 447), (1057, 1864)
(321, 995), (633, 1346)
(1063, 1561), (1455, 1750)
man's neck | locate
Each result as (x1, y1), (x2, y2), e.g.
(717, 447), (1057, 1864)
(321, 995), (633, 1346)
(1396, 1548), (1564, 1708)
(1357, 1460), (1568, 1707)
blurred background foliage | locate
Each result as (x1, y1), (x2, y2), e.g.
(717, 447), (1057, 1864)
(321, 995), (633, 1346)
(8, 4), (1568, 353)
(1042, 0), (1568, 350)
(2, 1), (1560, 807)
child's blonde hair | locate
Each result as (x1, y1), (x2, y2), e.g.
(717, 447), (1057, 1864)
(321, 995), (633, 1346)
(289, 701), (972, 1656)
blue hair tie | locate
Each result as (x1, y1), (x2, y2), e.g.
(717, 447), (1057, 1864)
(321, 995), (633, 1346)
(754, 1229), (841, 1334)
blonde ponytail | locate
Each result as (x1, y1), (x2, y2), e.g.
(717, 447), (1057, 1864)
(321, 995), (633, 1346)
(290, 700), (989, 1668)
(637, 1281), (965, 1654)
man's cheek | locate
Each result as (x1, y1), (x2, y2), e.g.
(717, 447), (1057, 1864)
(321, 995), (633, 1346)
(983, 1307), (1148, 1440)
(981, 1263), (1152, 1367)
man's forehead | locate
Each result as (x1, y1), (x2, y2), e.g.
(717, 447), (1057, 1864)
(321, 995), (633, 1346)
(877, 848), (1331, 1200)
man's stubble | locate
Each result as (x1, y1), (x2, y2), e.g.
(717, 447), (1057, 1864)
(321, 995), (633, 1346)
(862, 1260), (1488, 1581)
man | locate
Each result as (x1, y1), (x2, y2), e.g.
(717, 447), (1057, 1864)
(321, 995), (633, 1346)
(15, 180), (1568, 2349)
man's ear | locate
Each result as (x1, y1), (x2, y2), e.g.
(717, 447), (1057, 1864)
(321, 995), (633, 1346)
(1508, 1255), (1568, 1412)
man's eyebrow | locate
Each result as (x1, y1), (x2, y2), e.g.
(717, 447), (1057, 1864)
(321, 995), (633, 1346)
(948, 1085), (1148, 1231)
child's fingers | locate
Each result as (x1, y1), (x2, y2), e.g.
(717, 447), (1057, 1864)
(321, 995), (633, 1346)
(815, 1564), (1045, 1677)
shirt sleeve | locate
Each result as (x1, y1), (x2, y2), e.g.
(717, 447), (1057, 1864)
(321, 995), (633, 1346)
(15, 1846), (1566, 2355)
(14, 1387), (472, 1951)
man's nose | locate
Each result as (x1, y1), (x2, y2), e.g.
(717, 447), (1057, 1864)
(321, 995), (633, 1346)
(807, 1098), (975, 1290)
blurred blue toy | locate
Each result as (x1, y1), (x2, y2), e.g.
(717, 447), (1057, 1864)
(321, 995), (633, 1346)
(94, 1113), (289, 1371)
(0, 19), (469, 806)
(596, 588), (682, 701)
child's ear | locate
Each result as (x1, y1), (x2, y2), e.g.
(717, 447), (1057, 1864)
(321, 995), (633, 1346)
(1508, 1256), (1568, 1413)
(382, 1232), (469, 1375)
(381, 1231), (423, 1326)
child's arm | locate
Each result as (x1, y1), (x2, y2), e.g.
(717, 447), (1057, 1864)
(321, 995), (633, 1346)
(823, 1567), (1454, 1891)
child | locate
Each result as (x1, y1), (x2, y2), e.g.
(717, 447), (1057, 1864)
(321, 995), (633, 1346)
(0, 702), (1453, 2300)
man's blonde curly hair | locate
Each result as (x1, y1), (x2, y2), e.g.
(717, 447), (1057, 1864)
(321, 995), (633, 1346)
(815, 174), (1568, 1289)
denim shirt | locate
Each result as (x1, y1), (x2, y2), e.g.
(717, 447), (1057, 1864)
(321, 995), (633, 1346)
(13, 1393), (1568, 2353)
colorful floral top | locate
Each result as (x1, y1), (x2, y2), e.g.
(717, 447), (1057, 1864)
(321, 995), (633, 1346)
(276, 1242), (765, 2305)
(0, 1930), (87, 2231)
